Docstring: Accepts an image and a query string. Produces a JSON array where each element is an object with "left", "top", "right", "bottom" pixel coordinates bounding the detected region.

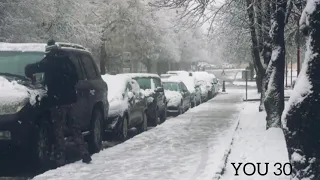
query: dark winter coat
[{"left": 25, "top": 53, "right": 78, "bottom": 106}]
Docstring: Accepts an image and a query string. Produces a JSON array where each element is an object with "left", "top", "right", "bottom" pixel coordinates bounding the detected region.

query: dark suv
[
  {"left": 121, "top": 73, "right": 167, "bottom": 126},
  {"left": 0, "top": 42, "right": 109, "bottom": 166}
]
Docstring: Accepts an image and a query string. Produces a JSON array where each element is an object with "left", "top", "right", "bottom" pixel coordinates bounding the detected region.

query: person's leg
[
  {"left": 51, "top": 106, "right": 66, "bottom": 166},
  {"left": 66, "top": 105, "right": 91, "bottom": 163}
]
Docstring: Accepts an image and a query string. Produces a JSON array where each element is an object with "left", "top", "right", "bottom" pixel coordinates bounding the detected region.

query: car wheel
[
  {"left": 150, "top": 109, "right": 159, "bottom": 127},
  {"left": 177, "top": 102, "right": 184, "bottom": 116},
  {"left": 137, "top": 111, "right": 148, "bottom": 133},
  {"left": 159, "top": 105, "right": 167, "bottom": 124},
  {"left": 197, "top": 96, "right": 202, "bottom": 105},
  {"left": 88, "top": 108, "right": 103, "bottom": 154},
  {"left": 117, "top": 115, "right": 129, "bottom": 141},
  {"left": 32, "top": 119, "right": 52, "bottom": 170}
]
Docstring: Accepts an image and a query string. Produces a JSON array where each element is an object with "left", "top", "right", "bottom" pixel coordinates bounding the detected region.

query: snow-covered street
[{"left": 33, "top": 92, "right": 244, "bottom": 180}]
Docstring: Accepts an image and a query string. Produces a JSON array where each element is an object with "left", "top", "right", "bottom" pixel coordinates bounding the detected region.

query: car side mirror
[{"left": 155, "top": 87, "right": 164, "bottom": 92}]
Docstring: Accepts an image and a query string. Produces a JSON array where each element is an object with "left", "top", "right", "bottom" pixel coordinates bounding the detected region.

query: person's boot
[{"left": 82, "top": 153, "right": 92, "bottom": 164}]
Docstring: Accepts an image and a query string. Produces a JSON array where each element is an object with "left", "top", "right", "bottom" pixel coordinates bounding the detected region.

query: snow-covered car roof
[
  {"left": 120, "top": 73, "right": 160, "bottom": 79},
  {"left": 167, "top": 71, "right": 190, "bottom": 76},
  {"left": 0, "top": 43, "right": 46, "bottom": 52},
  {"left": 161, "top": 76, "right": 182, "bottom": 83},
  {"left": 160, "top": 74, "right": 177, "bottom": 79}
]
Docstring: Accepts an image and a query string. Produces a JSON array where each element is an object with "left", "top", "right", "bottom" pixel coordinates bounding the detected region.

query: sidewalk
[
  {"left": 220, "top": 102, "right": 290, "bottom": 180},
  {"left": 33, "top": 93, "right": 244, "bottom": 180}
]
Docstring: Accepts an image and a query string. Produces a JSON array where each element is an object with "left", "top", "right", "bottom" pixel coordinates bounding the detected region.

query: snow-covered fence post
[{"left": 282, "top": 0, "right": 320, "bottom": 179}]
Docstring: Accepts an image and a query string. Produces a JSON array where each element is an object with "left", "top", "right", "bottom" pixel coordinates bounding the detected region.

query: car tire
[
  {"left": 88, "top": 108, "right": 103, "bottom": 154},
  {"left": 176, "top": 102, "right": 183, "bottom": 116},
  {"left": 137, "top": 111, "right": 148, "bottom": 133},
  {"left": 159, "top": 105, "right": 167, "bottom": 124},
  {"left": 117, "top": 115, "right": 129, "bottom": 141},
  {"left": 197, "top": 96, "right": 202, "bottom": 106},
  {"left": 32, "top": 119, "right": 52, "bottom": 170},
  {"left": 150, "top": 109, "right": 159, "bottom": 127}
]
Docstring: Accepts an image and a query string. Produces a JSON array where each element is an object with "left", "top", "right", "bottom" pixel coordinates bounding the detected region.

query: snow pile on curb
[{"left": 220, "top": 102, "right": 290, "bottom": 180}]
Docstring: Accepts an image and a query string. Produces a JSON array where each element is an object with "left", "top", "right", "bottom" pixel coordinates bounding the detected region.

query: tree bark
[
  {"left": 264, "top": 0, "right": 286, "bottom": 129},
  {"left": 100, "top": 42, "right": 106, "bottom": 75},
  {"left": 259, "top": 0, "right": 272, "bottom": 111},
  {"left": 246, "top": 0, "right": 266, "bottom": 95},
  {"left": 283, "top": 1, "right": 320, "bottom": 179}
]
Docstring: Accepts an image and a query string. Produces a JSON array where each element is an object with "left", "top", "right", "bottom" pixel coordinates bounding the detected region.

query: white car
[{"left": 193, "top": 71, "right": 215, "bottom": 99}]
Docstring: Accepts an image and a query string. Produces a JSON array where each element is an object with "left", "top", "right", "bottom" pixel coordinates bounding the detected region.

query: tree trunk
[
  {"left": 283, "top": 1, "right": 320, "bottom": 179},
  {"left": 100, "top": 42, "right": 106, "bottom": 75},
  {"left": 246, "top": 0, "right": 266, "bottom": 94},
  {"left": 264, "top": 0, "right": 286, "bottom": 129},
  {"left": 259, "top": 0, "right": 272, "bottom": 111}
]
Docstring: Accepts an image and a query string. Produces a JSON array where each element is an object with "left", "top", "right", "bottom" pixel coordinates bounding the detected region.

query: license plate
[{"left": 0, "top": 131, "right": 11, "bottom": 140}]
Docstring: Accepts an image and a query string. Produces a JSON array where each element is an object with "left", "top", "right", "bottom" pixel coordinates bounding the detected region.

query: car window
[
  {"left": 163, "top": 82, "right": 179, "bottom": 91},
  {"left": 126, "top": 81, "right": 132, "bottom": 92},
  {"left": 130, "top": 80, "right": 140, "bottom": 94},
  {"left": 153, "top": 77, "right": 161, "bottom": 88},
  {"left": 182, "top": 83, "right": 188, "bottom": 92},
  {"left": 69, "top": 53, "right": 84, "bottom": 80},
  {"left": 78, "top": 54, "right": 98, "bottom": 80},
  {"left": 134, "top": 77, "right": 152, "bottom": 90}
]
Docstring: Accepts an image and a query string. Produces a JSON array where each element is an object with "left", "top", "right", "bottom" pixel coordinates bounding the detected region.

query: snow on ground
[
  {"left": 33, "top": 93, "right": 244, "bottom": 180},
  {"left": 220, "top": 102, "right": 290, "bottom": 180},
  {"left": 232, "top": 81, "right": 257, "bottom": 87}
]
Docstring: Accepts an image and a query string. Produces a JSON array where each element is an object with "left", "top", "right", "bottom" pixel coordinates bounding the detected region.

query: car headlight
[{"left": 0, "top": 98, "right": 28, "bottom": 115}]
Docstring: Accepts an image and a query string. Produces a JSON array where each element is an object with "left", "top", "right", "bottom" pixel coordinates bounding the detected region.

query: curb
[{"left": 213, "top": 105, "right": 244, "bottom": 180}]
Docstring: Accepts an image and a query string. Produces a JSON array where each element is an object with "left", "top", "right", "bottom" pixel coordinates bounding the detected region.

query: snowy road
[{"left": 33, "top": 93, "right": 244, "bottom": 180}]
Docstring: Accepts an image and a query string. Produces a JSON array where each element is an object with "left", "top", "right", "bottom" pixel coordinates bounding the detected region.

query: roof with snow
[
  {"left": 119, "top": 73, "right": 160, "bottom": 79},
  {"left": 0, "top": 43, "right": 46, "bottom": 52}
]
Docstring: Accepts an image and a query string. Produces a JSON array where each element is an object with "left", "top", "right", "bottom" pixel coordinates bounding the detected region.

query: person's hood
[{"left": 0, "top": 76, "right": 46, "bottom": 115}]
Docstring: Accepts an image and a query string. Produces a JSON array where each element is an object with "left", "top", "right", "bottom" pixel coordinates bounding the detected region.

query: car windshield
[
  {"left": 163, "top": 82, "right": 180, "bottom": 92},
  {"left": 134, "top": 77, "right": 152, "bottom": 90},
  {"left": 0, "top": 51, "right": 44, "bottom": 79}
]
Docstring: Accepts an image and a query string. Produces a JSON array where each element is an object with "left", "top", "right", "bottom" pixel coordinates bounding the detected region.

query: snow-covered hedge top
[
  {"left": 0, "top": 43, "right": 46, "bottom": 52},
  {"left": 120, "top": 73, "right": 160, "bottom": 79},
  {"left": 282, "top": 0, "right": 316, "bottom": 129},
  {"left": 102, "top": 74, "right": 129, "bottom": 101}
]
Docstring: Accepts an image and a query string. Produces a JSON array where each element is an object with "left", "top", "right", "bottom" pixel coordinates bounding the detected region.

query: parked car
[
  {"left": 120, "top": 73, "right": 167, "bottom": 126},
  {"left": 208, "top": 73, "right": 219, "bottom": 96},
  {"left": 162, "top": 78, "right": 191, "bottom": 115},
  {"left": 165, "top": 74, "right": 201, "bottom": 107},
  {"left": 160, "top": 73, "right": 177, "bottom": 79},
  {"left": 195, "top": 80, "right": 209, "bottom": 102},
  {"left": 0, "top": 42, "right": 109, "bottom": 166},
  {"left": 193, "top": 71, "right": 215, "bottom": 99},
  {"left": 102, "top": 74, "right": 147, "bottom": 141}
]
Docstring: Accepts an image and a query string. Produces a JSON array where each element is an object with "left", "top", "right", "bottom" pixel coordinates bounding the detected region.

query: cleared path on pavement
[{"left": 34, "top": 92, "right": 244, "bottom": 180}]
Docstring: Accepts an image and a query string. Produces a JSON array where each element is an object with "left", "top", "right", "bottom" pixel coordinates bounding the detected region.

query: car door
[
  {"left": 68, "top": 53, "right": 89, "bottom": 130},
  {"left": 77, "top": 53, "right": 101, "bottom": 129},
  {"left": 152, "top": 77, "right": 165, "bottom": 111},
  {"left": 130, "top": 79, "right": 145, "bottom": 126},
  {"left": 125, "top": 81, "right": 138, "bottom": 127},
  {"left": 181, "top": 82, "right": 191, "bottom": 109}
]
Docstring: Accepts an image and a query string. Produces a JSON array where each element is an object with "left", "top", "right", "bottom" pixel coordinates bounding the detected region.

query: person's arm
[{"left": 25, "top": 58, "right": 48, "bottom": 78}]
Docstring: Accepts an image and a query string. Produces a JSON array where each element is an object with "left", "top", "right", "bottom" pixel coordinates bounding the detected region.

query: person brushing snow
[{"left": 25, "top": 40, "right": 92, "bottom": 166}]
